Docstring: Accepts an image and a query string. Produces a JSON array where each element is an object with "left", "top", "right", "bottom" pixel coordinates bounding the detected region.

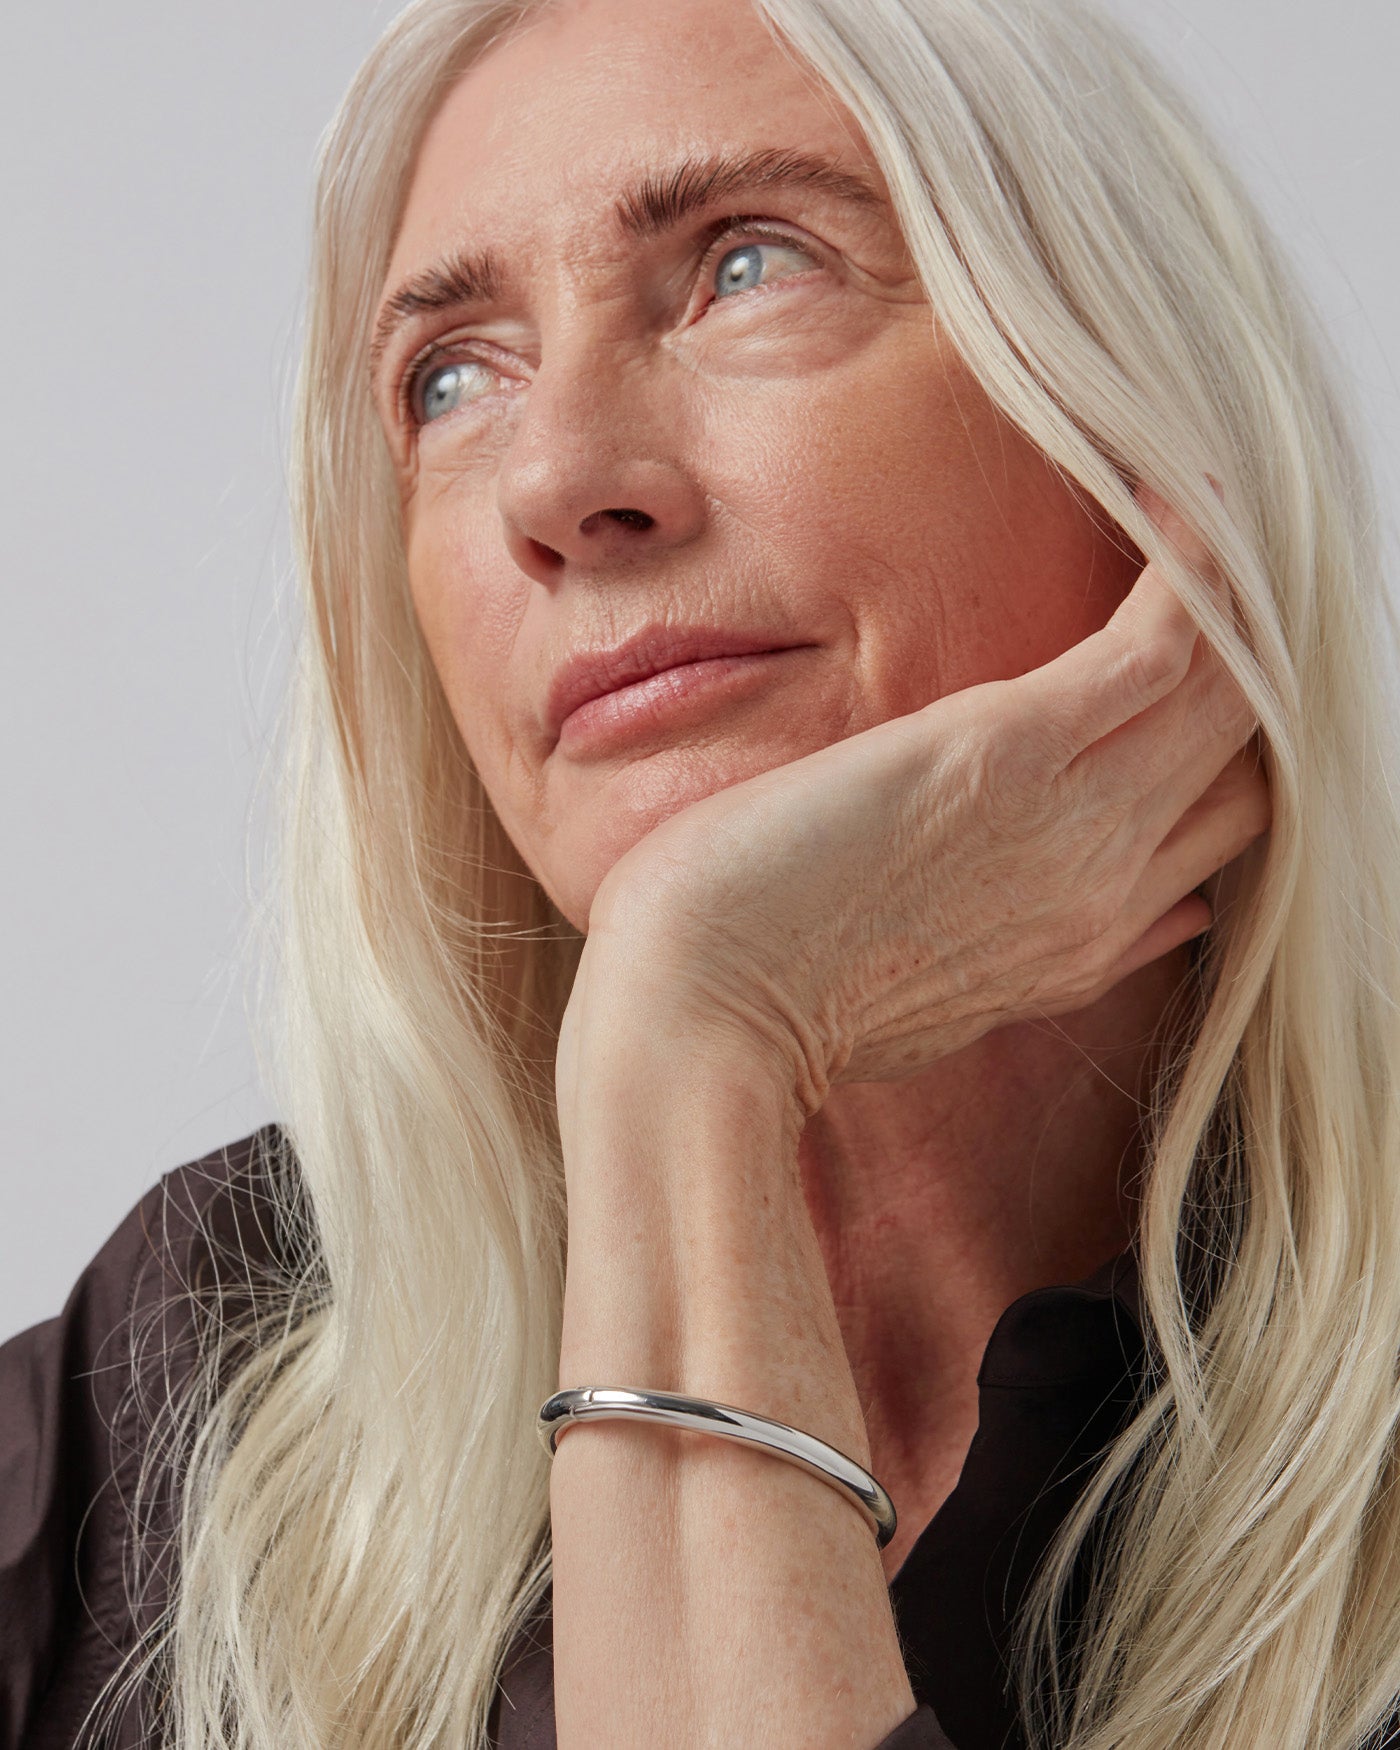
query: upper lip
[{"left": 546, "top": 624, "right": 808, "bottom": 743}]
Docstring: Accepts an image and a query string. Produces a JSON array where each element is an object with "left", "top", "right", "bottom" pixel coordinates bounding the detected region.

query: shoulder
[
  {"left": 0, "top": 1122, "right": 299, "bottom": 1750},
  {"left": 117, "top": 1121, "right": 304, "bottom": 1353}
]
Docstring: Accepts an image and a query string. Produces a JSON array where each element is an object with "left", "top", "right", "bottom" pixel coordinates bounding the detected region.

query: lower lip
[{"left": 556, "top": 648, "right": 810, "bottom": 756}]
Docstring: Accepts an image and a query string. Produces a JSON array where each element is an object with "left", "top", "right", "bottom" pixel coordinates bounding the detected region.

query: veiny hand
[{"left": 579, "top": 486, "right": 1270, "bottom": 1117}]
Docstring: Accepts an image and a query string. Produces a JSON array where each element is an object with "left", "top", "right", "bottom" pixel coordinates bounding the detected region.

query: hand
[{"left": 580, "top": 486, "right": 1270, "bottom": 1116}]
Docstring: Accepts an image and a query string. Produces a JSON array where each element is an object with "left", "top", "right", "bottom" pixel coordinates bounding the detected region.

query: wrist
[
  {"left": 552, "top": 954, "right": 861, "bottom": 1449},
  {"left": 556, "top": 967, "right": 807, "bottom": 1212},
  {"left": 558, "top": 929, "right": 821, "bottom": 1134}
]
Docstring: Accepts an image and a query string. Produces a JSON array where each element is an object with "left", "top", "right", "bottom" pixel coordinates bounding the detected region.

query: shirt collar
[
  {"left": 1077, "top": 1242, "right": 1144, "bottom": 1327},
  {"left": 975, "top": 1244, "right": 1146, "bottom": 1392}
]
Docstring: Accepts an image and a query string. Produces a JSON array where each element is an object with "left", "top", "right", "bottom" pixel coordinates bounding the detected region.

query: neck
[{"left": 796, "top": 947, "right": 1194, "bottom": 1577}]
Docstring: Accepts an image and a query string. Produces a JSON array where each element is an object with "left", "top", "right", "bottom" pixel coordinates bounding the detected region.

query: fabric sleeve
[
  {"left": 0, "top": 1125, "right": 286, "bottom": 1750},
  {"left": 873, "top": 1701, "right": 958, "bottom": 1747},
  {"left": 0, "top": 1209, "right": 151, "bottom": 1747}
]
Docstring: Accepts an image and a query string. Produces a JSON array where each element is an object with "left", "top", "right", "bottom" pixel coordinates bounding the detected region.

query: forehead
[{"left": 385, "top": 0, "right": 879, "bottom": 280}]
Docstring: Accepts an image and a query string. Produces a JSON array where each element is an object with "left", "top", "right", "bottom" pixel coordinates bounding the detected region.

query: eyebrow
[{"left": 368, "top": 146, "right": 886, "bottom": 385}]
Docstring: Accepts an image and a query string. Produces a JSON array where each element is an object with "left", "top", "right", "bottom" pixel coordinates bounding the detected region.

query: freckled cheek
[
  {"left": 700, "top": 315, "right": 961, "bottom": 545},
  {"left": 687, "top": 337, "right": 960, "bottom": 612},
  {"left": 402, "top": 492, "right": 520, "bottom": 770},
  {"left": 691, "top": 334, "right": 1125, "bottom": 703}
]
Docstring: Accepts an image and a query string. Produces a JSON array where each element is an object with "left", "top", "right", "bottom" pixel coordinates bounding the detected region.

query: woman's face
[{"left": 371, "top": 0, "right": 1139, "bottom": 933}]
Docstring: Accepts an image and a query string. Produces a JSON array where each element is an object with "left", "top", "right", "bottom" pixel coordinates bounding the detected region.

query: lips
[{"left": 545, "top": 624, "right": 807, "bottom": 744}]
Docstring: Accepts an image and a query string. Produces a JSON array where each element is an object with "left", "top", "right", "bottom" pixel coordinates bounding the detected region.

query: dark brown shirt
[{"left": 1, "top": 1126, "right": 1149, "bottom": 1749}]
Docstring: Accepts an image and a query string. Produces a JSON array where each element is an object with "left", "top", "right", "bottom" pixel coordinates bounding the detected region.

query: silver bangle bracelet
[{"left": 537, "top": 1386, "right": 898, "bottom": 1550}]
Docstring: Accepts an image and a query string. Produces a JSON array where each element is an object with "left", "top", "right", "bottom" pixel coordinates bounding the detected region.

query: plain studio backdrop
[{"left": 1, "top": 0, "right": 1397, "bottom": 1344}]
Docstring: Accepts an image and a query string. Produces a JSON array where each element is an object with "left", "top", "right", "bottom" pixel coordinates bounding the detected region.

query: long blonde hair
[{"left": 99, "top": 0, "right": 1400, "bottom": 1744}]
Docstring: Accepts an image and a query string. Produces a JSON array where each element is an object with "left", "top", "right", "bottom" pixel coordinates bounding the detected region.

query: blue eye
[
  {"left": 415, "top": 359, "right": 494, "bottom": 425},
  {"left": 712, "top": 239, "right": 814, "bottom": 300}
]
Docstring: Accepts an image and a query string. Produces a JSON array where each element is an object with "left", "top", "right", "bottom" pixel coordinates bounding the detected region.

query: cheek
[
  {"left": 868, "top": 362, "right": 1138, "bottom": 685},
  {"left": 699, "top": 341, "right": 1135, "bottom": 706},
  {"left": 403, "top": 492, "right": 525, "bottom": 779}
]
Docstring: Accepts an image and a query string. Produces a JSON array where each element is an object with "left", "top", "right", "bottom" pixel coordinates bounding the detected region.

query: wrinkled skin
[
  {"left": 578, "top": 494, "right": 1262, "bottom": 1116},
  {"left": 370, "top": 0, "right": 1173, "bottom": 936},
  {"left": 371, "top": 0, "right": 1268, "bottom": 1584}
]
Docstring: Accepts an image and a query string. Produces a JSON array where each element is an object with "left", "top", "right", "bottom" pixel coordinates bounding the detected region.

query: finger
[
  {"left": 1012, "top": 561, "right": 1198, "bottom": 765},
  {"left": 1013, "top": 482, "right": 1226, "bottom": 767},
  {"left": 1069, "top": 479, "right": 1255, "bottom": 825},
  {"left": 1133, "top": 477, "right": 1242, "bottom": 648},
  {"left": 1062, "top": 752, "right": 1267, "bottom": 1001},
  {"left": 1121, "top": 749, "right": 1271, "bottom": 941},
  {"left": 1038, "top": 885, "right": 1214, "bottom": 1021},
  {"left": 1100, "top": 892, "right": 1214, "bottom": 987},
  {"left": 1076, "top": 634, "right": 1258, "bottom": 834}
]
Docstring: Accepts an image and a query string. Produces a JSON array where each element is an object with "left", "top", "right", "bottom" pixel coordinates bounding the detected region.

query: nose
[{"left": 496, "top": 347, "right": 708, "bottom": 583}]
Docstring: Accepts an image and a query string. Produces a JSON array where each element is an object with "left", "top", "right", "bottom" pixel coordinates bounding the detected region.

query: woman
[{"left": 1, "top": 0, "right": 1394, "bottom": 1743}]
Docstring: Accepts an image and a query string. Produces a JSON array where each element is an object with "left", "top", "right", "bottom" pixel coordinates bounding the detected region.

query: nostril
[{"left": 586, "top": 507, "right": 654, "bottom": 532}]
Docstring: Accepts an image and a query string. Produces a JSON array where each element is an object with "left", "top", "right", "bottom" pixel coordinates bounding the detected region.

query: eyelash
[{"left": 397, "top": 217, "right": 822, "bottom": 429}]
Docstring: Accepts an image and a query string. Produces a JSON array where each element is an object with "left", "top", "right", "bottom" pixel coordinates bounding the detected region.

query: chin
[
  {"left": 543, "top": 809, "right": 707, "bottom": 937},
  {"left": 538, "top": 722, "right": 832, "bottom": 931}
]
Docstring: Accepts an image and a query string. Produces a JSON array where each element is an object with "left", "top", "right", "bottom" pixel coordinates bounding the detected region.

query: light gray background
[{"left": 2, "top": 0, "right": 1396, "bottom": 1343}]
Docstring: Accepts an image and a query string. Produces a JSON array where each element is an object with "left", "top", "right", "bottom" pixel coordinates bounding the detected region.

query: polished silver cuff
[{"left": 538, "top": 1386, "right": 898, "bottom": 1549}]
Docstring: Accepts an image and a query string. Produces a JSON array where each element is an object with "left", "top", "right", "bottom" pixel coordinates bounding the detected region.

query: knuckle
[
  {"left": 1059, "top": 939, "right": 1113, "bottom": 1007},
  {"left": 987, "top": 707, "right": 1085, "bottom": 808},
  {"left": 1114, "top": 623, "right": 1193, "bottom": 707},
  {"left": 1063, "top": 881, "right": 1122, "bottom": 966},
  {"left": 1222, "top": 756, "right": 1273, "bottom": 843},
  {"left": 969, "top": 731, "right": 1042, "bottom": 821},
  {"left": 973, "top": 688, "right": 1059, "bottom": 795},
  {"left": 1139, "top": 482, "right": 1214, "bottom": 569},
  {"left": 1201, "top": 687, "right": 1254, "bottom": 755}
]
